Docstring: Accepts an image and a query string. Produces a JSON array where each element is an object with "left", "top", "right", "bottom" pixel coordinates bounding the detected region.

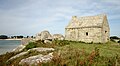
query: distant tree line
[
  {"left": 110, "top": 36, "right": 119, "bottom": 39},
  {"left": 11, "top": 36, "right": 24, "bottom": 39},
  {"left": 0, "top": 35, "right": 8, "bottom": 39},
  {"left": 110, "top": 36, "right": 120, "bottom": 43},
  {"left": 11, "top": 36, "right": 34, "bottom": 38},
  {"left": 0, "top": 35, "right": 34, "bottom": 39}
]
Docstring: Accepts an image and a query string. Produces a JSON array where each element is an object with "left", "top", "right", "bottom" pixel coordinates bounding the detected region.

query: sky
[{"left": 0, "top": 0, "right": 120, "bottom": 37}]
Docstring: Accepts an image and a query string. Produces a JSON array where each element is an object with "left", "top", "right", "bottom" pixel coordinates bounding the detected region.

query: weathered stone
[
  {"left": 35, "top": 30, "right": 52, "bottom": 40},
  {"left": 7, "top": 52, "right": 28, "bottom": 62},
  {"left": 19, "top": 53, "right": 53, "bottom": 66},
  {"left": 65, "top": 14, "right": 110, "bottom": 43},
  {"left": 12, "top": 45, "right": 25, "bottom": 52},
  {"left": 21, "top": 38, "right": 33, "bottom": 45},
  {"left": 9, "top": 48, "right": 54, "bottom": 63},
  {"left": 44, "top": 39, "right": 52, "bottom": 44},
  {"left": 53, "top": 34, "right": 64, "bottom": 40},
  {"left": 28, "top": 48, "right": 55, "bottom": 52}
]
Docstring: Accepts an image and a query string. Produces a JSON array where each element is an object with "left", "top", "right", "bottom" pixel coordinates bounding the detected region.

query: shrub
[
  {"left": 118, "top": 40, "right": 120, "bottom": 43},
  {"left": 110, "top": 36, "right": 119, "bottom": 39},
  {"left": 25, "top": 42, "right": 36, "bottom": 50},
  {"left": 52, "top": 40, "right": 70, "bottom": 46}
]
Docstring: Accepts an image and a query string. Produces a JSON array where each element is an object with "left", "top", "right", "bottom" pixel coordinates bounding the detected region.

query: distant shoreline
[{"left": 0, "top": 39, "right": 22, "bottom": 40}]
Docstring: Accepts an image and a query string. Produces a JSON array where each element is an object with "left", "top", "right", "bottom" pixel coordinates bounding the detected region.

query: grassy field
[
  {"left": 43, "top": 41, "right": 120, "bottom": 66},
  {"left": 69, "top": 41, "right": 120, "bottom": 57},
  {"left": 0, "top": 40, "right": 120, "bottom": 66}
]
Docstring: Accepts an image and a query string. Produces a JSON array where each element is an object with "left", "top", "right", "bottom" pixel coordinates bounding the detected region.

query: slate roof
[{"left": 66, "top": 14, "right": 107, "bottom": 28}]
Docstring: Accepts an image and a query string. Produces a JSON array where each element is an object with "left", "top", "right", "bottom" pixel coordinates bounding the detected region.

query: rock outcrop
[
  {"left": 7, "top": 52, "right": 28, "bottom": 62},
  {"left": 21, "top": 38, "right": 33, "bottom": 45},
  {"left": 28, "top": 48, "right": 55, "bottom": 52},
  {"left": 8, "top": 48, "right": 55, "bottom": 65},
  {"left": 19, "top": 52, "right": 53, "bottom": 66},
  {"left": 13, "top": 38, "right": 34, "bottom": 52},
  {"left": 35, "top": 30, "right": 52, "bottom": 40},
  {"left": 53, "top": 34, "right": 64, "bottom": 40},
  {"left": 35, "top": 31, "right": 65, "bottom": 41},
  {"left": 12, "top": 45, "right": 26, "bottom": 52}
]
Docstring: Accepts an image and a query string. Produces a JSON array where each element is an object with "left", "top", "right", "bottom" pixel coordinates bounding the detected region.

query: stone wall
[
  {"left": 65, "top": 27, "right": 102, "bottom": 43},
  {"left": 101, "top": 16, "right": 110, "bottom": 43}
]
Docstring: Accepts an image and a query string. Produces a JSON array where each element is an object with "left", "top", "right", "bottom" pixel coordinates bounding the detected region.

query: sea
[{"left": 0, "top": 40, "right": 21, "bottom": 55}]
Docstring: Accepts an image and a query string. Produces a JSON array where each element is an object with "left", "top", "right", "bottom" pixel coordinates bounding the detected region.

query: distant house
[{"left": 65, "top": 14, "right": 110, "bottom": 43}]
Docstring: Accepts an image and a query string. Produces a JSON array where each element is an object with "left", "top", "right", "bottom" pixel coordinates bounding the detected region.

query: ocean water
[{"left": 0, "top": 40, "right": 21, "bottom": 55}]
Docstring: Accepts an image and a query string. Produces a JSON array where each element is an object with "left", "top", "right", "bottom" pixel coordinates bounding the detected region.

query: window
[
  {"left": 105, "top": 31, "right": 107, "bottom": 33},
  {"left": 86, "top": 32, "right": 88, "bottom": 36}
]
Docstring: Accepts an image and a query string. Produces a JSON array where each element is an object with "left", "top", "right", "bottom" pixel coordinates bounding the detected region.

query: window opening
[{"left": 86, "top": 32, "right": 88, "bottom": 36}]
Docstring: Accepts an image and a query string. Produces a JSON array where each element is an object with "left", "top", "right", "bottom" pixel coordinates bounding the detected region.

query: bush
[
  {"left": 25, "top": 42, "right": 36, "bottom": 50},
  {"left": 118, "top": 40, "right": 120, "bottom": 43},
  {"left": 110, "top": 36, "right": 119, "bottom": 39},
  {"left": 52, "top": 40, "right": 70, "bottom": 46}
]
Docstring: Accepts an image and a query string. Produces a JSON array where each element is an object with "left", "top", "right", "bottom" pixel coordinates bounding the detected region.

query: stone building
[{"left": 65, "top": 14, "right": 110, "bottom": 43}]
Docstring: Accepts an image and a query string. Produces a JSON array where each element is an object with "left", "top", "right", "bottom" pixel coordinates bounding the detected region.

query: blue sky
[{"left": 0, "top": 0, "right": 120, "bottom": 37}]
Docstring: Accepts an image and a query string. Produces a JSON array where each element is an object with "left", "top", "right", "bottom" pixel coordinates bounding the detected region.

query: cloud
[{"left": 0, "top": 0, "right": 120, "bottom": 36}]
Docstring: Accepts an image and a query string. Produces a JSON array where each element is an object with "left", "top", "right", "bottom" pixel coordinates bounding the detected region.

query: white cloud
[{"left": 0, "top": 0, "right": 120, "bottom": 36}]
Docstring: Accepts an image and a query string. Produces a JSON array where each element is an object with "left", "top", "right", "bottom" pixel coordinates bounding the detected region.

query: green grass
[
  {"left": 69, "top": 41, "right": 120, "bottom": 57},
  {"left": 0, "top": 40, "right": 120, "bottom": 66},
  {"left": 42, "top": 41, "right": 120, "bottom": 66}
]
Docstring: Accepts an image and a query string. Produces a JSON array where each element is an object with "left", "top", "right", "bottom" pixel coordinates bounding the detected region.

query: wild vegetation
[{"left": 0, "top": 40, "right": 120, "bottom": 66}]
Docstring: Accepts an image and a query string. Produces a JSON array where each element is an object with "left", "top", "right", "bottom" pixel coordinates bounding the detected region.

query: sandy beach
[{"left": 0, "top": 39, "right": 22, "bottom": 40}]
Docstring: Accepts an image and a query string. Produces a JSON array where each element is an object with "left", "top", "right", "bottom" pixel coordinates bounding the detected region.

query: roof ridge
[
  {"left": 66, "top": 14, "right": 107, "bottom": 28},
  {"left": 76, "top": 14, "right": 106, "bottom": 19}
]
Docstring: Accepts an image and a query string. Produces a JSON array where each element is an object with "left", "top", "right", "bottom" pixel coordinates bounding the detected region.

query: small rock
[{"left": 44, "top": 39, "right": 52, "bottom": 44}]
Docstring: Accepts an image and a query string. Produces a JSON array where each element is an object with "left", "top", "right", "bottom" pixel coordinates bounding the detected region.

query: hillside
[{"left": 0, "top": 40, "right": 120, "bottom": 66}]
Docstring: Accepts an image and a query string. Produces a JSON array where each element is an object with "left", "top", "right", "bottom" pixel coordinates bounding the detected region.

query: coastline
[
  {"left": 0, "top": 40, "right": 21, "bottom": 55},
  {"left": 0, "top": 39, "right": 22, "bottom": 40}
]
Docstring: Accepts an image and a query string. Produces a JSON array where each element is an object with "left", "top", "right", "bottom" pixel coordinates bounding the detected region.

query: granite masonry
[{"left": 65, "top": 14, "right": 110, "bottom": 43}]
